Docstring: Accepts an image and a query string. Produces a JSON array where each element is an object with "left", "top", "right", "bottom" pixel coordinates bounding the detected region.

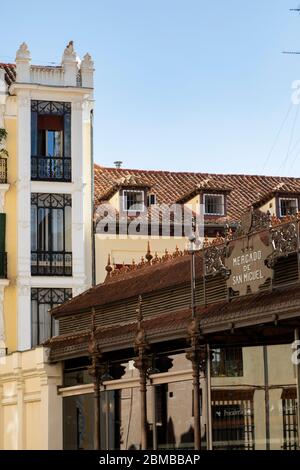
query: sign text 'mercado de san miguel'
[{"left": 226, "top": 234, "right": 273, "bottom": 296}]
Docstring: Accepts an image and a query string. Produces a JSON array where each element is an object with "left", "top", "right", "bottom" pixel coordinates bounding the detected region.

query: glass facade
[{"left": 61, "top": 345, "right": 299, "bottom": 450}]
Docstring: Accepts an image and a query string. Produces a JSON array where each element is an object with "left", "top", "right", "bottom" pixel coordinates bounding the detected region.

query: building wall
[
  {"left": 3, "top": 104, "right": 17, "bottom": 352},
  {"left": 95, "top": 235, "right": 189, "bottom": 283},
  {"left": 0, "top": 347, "right": 62, "bottom": 450}
]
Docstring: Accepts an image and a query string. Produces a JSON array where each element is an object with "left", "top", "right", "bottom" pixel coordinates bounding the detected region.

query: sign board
[{"left": 226, "top": 234, "right": 272, "bottom": 296}]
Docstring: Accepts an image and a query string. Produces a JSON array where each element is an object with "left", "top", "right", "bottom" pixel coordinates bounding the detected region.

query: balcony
[
  {"left": 0, "top": 158, "right": 8, "bottom": 184},
  {"left": 0, "top": 252, "right": 7, "bottom": 279},
  {"left": 31, "top": 156, "right": 71, "bottom": 182},
  {"left": 31, "top": 251, "right": 72, "bottom": 276}
]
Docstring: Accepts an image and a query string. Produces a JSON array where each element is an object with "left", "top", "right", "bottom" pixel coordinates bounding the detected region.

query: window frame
[
  {"left": 203, "top": 193, "right": 225, "bottom": 216},
  {"left": 278, "top": 197, "right": 299, "bottom": 218},
  {"left": 31, "top": 287, "right": 72, "bottom": 347},
  {"left": 31, "top": 193, "right": 72, "bottom": 276},
  {"left": 122, "top": 189, "right": 145, "bottom": 213}
]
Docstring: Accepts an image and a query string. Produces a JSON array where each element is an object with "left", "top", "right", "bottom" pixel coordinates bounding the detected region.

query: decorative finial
[
  {"left": 145, "top": 241, "right": 153, "bottom": 263},
  {"left": 81, "top": 52, "right": 94, "bottom": 69},
  {"left": 16, "top": 42, "right": 31, "bottom": 61},
  {"left": 105, "top": 254, "right": 113, "bottom": 276},
  {"left": 62, "top": 40, "right": 76, "bottom": 62}
]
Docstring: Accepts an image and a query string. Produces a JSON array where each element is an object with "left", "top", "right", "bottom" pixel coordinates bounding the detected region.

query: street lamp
[{"left": 186, "top": 232, "right": 202, "bottom": 450}]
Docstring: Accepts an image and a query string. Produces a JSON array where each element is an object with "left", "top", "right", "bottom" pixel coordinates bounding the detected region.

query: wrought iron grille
[
  {"left": 31, "top": 193, "right": 72, "bottom": 276},
  {"left": 31, "top": 100, "right": 71, "bottom": 115},
  {"left": 31, "top": 156, "right": 71, "bottom": 181},
  {"left": 212, "top": 391, "right": 255, "bottom": 450},
  {"left": 282, "top": 397, "right": 298, "bottom": 450},
  {"left": 31, "top": 287, "right": 72, "bottom": 347},
  {"left": 211, "top": 348, "right": 243, "bottom": 377},
  {"left": 0, "top": 157, "right": 7, "bottom": 184}
]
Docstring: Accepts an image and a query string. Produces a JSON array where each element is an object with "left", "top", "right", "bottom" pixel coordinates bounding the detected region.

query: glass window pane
[
  {"left": 63, "top": 394, "right": 94, "bottom": 450},
  {"left": 65, "top": 205, "right": 72, "bottom": 252},
  {"left": 52, "top": 209, "right": 64, "bottom": 251}
]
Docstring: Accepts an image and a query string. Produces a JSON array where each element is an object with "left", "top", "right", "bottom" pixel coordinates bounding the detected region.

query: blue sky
[{"left": 2, "top": 1, "right": 300, "bottom": 176}]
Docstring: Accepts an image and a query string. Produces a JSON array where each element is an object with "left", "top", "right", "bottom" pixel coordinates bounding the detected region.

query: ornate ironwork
[
  {"left": 31, "top": 100, "right": 71, "bottom": 115},
  {"left": 0, "top": 158, "right": 7, "bottom": 184},
  {"left": 133, "top": 295, "right": 152, "bottom": 450},
  {"left": 266, "top": 222, "right": 298, "bottom": 268},
  {"left": 87, "top": 308, "right": 106, "bottom": 450},
  {"left": 31, "top": 156, "right": 71, "bottom": 182},
  {"left": 204, "top": 243, "right": 228, "bottom": 277},
  {"left": 235, "top": 208, "right": 271, "bottom": 237},
  {"left": 31, "top": 251, "right": 72, "bottom": 276}
]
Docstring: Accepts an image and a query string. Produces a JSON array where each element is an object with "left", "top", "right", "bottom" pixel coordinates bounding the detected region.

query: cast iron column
[
  {"left": 134, "top": 295, "right": 151, "bottom": 450},
  {"left": 186, "top": 318, "right": 203, "bottom": 450},
  {"left": 88, "top": 307, "right": 104, "bottom": 450},
  {"left": 295, "top": 328, "right": 300, "bottom": 449}
]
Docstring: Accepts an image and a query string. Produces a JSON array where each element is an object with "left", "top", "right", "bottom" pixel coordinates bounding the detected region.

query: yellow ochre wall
[
  {"left": 3, "top": 115, "right": 17, "bottom": 353},
  {"left": 95, "top": 235, "right": 189, "bottom": 284}
]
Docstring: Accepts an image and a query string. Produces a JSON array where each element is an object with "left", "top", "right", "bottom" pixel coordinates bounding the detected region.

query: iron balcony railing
[
  {"left": 0, "top": 252, "right": 7, "bottom": 279},
  {"left": 31, "top": 156, "right": 71, "bottom": 182},
  {"left": 0, "top": 158, "right": 8, "bottom": 184},
  {"left": 31, "top": 251, "right": 72, "bottom": 276}
]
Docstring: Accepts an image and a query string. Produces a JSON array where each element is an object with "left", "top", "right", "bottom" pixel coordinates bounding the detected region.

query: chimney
[{"left": 114, "top": 161, "right": 123, "bottom": 169}]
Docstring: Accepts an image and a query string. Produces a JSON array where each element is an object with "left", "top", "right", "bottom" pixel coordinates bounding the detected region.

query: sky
[{"left": 1, "top": 1, "right": 300, "bottom": 176}]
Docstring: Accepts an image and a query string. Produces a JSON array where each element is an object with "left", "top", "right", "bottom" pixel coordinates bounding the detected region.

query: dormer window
[
  {"left": 204, "top": 194, "right": 225, "bottom": 216},
  {"left": 279, "top": 197, "right": 298, "bottom": 217},
  {"left": 147, "top": 194, "right": 156, "bottom": 206},
  {"left": 123, "top": 190, "right": 145, "bottom": 212}
]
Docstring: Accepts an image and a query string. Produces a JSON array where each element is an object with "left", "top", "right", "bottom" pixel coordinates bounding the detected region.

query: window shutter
[{"left": 0, "top": 213, "right": 6, "bottom": 252}]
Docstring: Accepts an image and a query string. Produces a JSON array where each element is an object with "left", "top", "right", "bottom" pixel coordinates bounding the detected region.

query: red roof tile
[{"left": 94, "top": 165, "right": 300, "bottom": 223}]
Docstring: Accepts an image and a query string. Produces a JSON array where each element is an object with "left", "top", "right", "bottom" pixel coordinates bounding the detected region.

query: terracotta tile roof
[
  {"left": 94, "top": 164, "right": 300, "bottom": 223},
  {"left": 48, "top": 283, "right": 300, "bottom": 357},
  {"left": 51, "top": 252, "right": 203, "bottom": 318},
  {"left": 0, "top": 63, "right": 16, "bottom": 86}
]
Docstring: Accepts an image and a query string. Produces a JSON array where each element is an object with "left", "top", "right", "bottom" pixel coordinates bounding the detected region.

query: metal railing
[
  {"left": 31, "top": 156, "right": 71, "bottom": 182},
  {"left": 0, "top": 158, "right": 8, "bottom": 184},
  {"left": 0, "top": 252, "right": 7, "bottom": 278},
  {"left": 31, "top": 251, "right": 72, "bottom": 276}
]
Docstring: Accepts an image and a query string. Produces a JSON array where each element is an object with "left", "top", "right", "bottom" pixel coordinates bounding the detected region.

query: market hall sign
[{"left": 226, "top": 234, "right": 273, "bottom": 296}]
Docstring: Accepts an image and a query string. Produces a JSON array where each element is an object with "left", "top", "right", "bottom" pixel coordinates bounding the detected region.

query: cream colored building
[{"left": 0, "top": 41, "right": 93, "bottom": 449}]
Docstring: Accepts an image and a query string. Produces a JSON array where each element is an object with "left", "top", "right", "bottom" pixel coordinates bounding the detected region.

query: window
[
  {"left": 31, "top": 100, "right": 71, "bottom": 181},
  {"left": 122, "top": 190, "right": 144, "bottom": 212},
  {"left": 31, "top": 288, "right": 72, "bottom": 347},
  {"left": 282, "top": 389, "right": 298, "bottom": 450},
  {"left": 147, "top": 194, "right": 156, "bottom": 206},
  {"left": 279, "top": 198, "right": 298, "bottom": 217},
  {"left": 211, "top": 347, "right": 243, "bottom": 377},
  {"left": 31, "top": 193, "right": 72, "bottom": 275},
  {"left": 204, "top": 194, "right": 224, "bottom": 215}
]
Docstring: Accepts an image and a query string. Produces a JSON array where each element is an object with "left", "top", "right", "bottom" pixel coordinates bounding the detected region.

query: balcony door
[
  {"left": 31, "top": 193, "right": 72, "bottom": 275},
  {"left": 31, "top": 100, "right": 71, "bottom": 181}
]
